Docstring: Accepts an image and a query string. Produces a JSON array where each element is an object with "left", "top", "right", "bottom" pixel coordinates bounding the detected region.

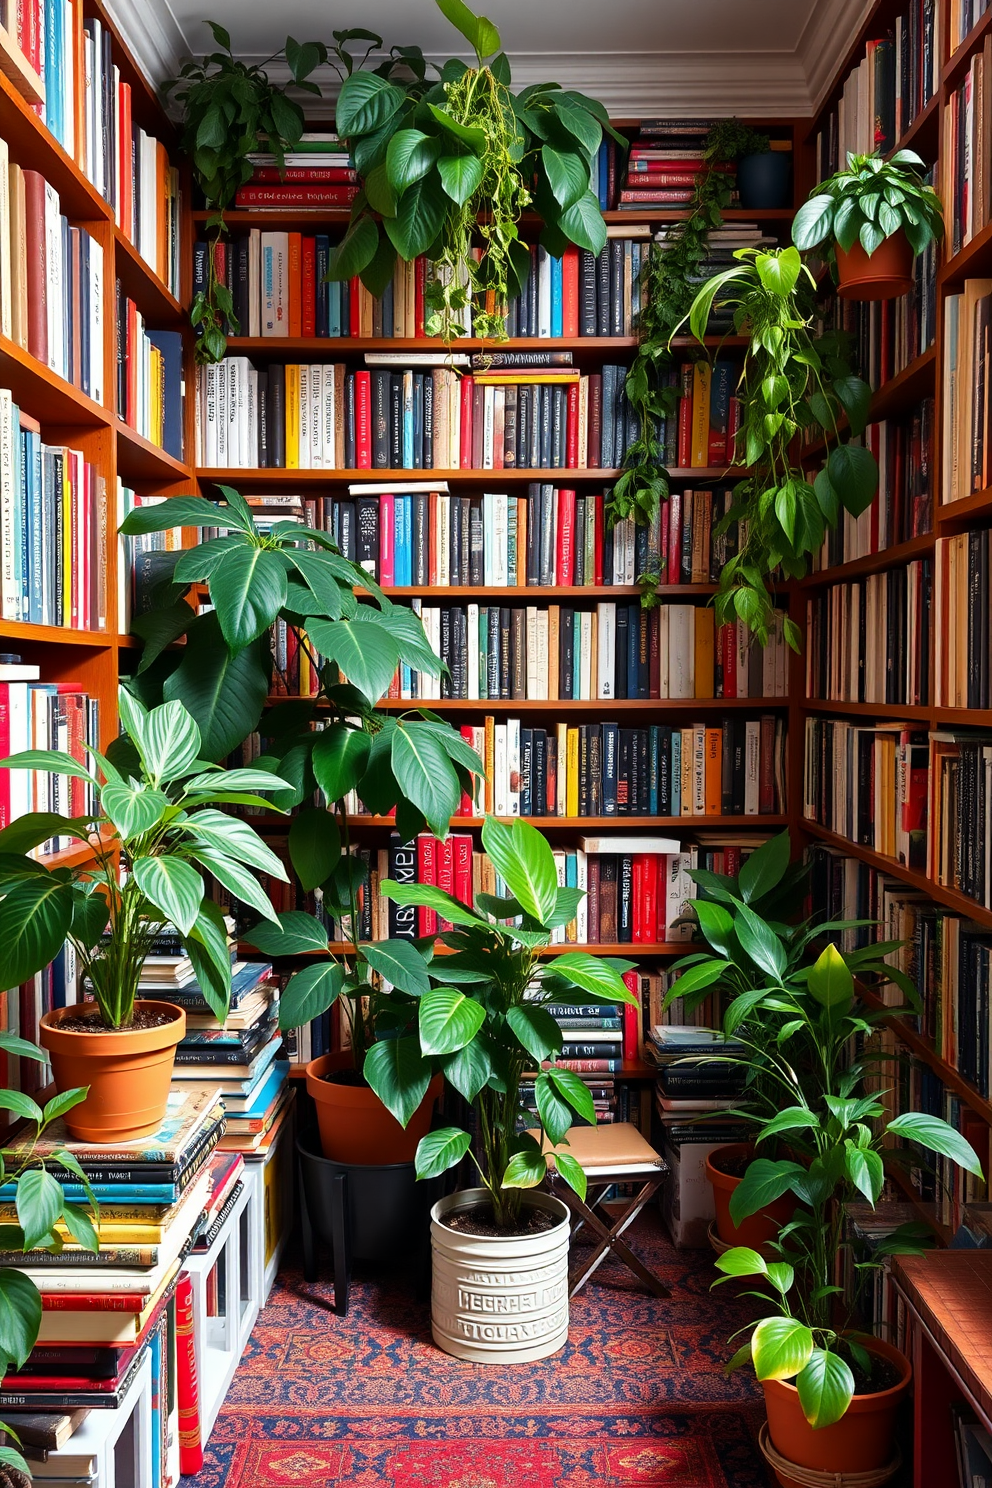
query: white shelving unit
[{"left": 42, "top": 1351, "right": 154, "bottom": 1488}]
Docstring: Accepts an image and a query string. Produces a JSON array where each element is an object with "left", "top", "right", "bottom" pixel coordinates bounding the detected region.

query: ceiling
[{"left": 106, "top": 0, "right": 871, "bottom": 118}]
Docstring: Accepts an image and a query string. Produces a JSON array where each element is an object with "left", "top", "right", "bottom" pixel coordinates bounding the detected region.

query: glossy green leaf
[
  {"left": 547, "top": 1066, "right": 596, "bottom": 1122},
  {"left": 737, "top": 831, "right": 791, "bottom": 905},
  {"left": 441, "top": 1039, "right": 492, "bottom": 1102},
  {"left": 507, "top": 1004, "right": 562, "bottom": 1063},
  {"left": 795, "top": 1348, "right": 855, "bottom": 1428},
  {"left": 132, "top": 857, "right": 203, "bottom": 937},
  {"left": 481, "top": 816, "right": 557, "bottom": 924},
  {"left": 733, "top": 904, "right": 787, "bottom": 979},
  {"left": 751, "top": 1316, "right": 814, "bottom": 1382},
  {"left": 279, "top": 962, "right": 345, "bottom": 1030},
  {"left": 182, "top": 808, "right": 287, "bottom": 879},
  {"left": 807, "top": 943, "right": 854, "bottom": 1009},
  {"left": 362, "top": 938, "right": 432, "bottom": 995},
  {"left": 209, "top": 546, "right": 288, "bottom": 651},
  {"left": 438, "top": 153, "right": 484, "bottom": 205},
  {"left": 554, "top": 951, "right": 637, "bottom": 1003},
  {"left": 826, "top": 442, "right": 879, "bottom": 518},
  {"left": 16, "top": 1168, "right": 64, "bottom": 1252},
  {"left": 312, "top": 726, "right": 372, "bottom": 805},
  {"left": 0, "top": 876, "right": 75, "bottom": 987},
  {"left": 308, "top": 617, "right": 400, "bottom": 704},
  {"left": 888, "top": 1112, "right": 985, "bottom": 1177},
  {"left": 559, "top": 190, "right": 607, "bottom": 255},
  {"left": 187, "top": 846, "right": 281, "bottom": 926},
  {"left": 118, "top": 496, "right": 245, "bottom": 535},
  {"left": 162, "top": 614, "right": 269, "bottom": 762},
  {"left": 535, "top": 1072, "right": 572, "bottom": 1144},
  {"left": 714, "top": 1245, "right": 768, "bottom": 1278},
  {"left": 288, "top": 808, "right": 341, "bottom": 892},
  {"left": 336, "top": 72, "right": 406, "bottom": 138},
  {"left": 326, "top": 214, "right": 379, "bottom": 281},
  {"left": 0, "top": 750, "right": 96, "bottom": 785},
  {"left": 243, "top": 909, "right": 329, "bottom": 957},
  {"left": 363, "top": 1035, "right": 432, "bottom": 1127},
  {"left": 390, "top": 724, "right": 461, "bottom": 839},
  {"left": 380, "top": 878, "right": 481, "bottom": 927},
  {"left": 0, "top": 1267, "right": 42, "bottom": 1369},
  {"left": 415, "top": 1126, "right": 472, "bottom": 1179},
  {"left": 385, "top": 128, "right": 441, "bottom": 190},
  {"left": 100, "top": 783, "right": 169, "bottom": 841},
  {"left": 383, "top": 174, "right": 449, "bottom": 261},
  {"left": 541, "top": 145, "right": 588, "bottom": 209},
  {"left": 419, "top": 987, "right": 486, "bottom": 1055},
  {"left": 728, "top": 1157, "right": 804, "bottom": 1225},
  {"left": 553, "top": 1149, "right": 587, "bottom": 1200}
]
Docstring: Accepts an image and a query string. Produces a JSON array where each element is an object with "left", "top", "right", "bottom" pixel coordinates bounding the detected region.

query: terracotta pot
[
  {"left": 39, "top": 1002, "right": 185, "bottom": 1143},
  {"left": 706, "top": 1143, "right": 794, "bottom": 1249},
  {"left": 835, "top": 231, "right": 915, "bottom": 300},
  {"left": 307, "top": 1051, "right": 443, "bottom": 1164},
  {"left": 763, "top": 1336, "right": 911, "bottom": 1474}
]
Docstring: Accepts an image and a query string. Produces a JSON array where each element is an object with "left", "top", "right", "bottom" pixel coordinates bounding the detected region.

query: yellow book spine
[
  {"left": 566, "top": 727, "right": 580, "bottom": 817},
  {"left": 285, "top": 364, "right": 300, "bottom": 469},
  {"left": 691, "top": 362, "right": 712, "bottom": 467}
]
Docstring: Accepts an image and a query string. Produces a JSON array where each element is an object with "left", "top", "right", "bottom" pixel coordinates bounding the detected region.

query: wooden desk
[{"left": 893, "top": 1252, "right": 992, "bottom": 1487}]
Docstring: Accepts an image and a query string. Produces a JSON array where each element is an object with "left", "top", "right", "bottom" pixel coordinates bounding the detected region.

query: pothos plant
[
  {"left": 792, "top": 149, "right": 944, "bottom": 270},
  {"left": 676, "top": 245, "right": 876, "bottom": 645},
  {"left": 167, "top": 23, "right": 328, "bottom": 363},
  {"left": 117, "top": 488, "right": 483, "bottom": 965},
  {"left": 329, "top": 0, "right": 621, "bottom": 342}
]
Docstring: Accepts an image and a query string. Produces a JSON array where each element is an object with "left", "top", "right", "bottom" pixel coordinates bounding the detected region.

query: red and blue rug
[{"left": 190, "top": 1212, "right": 772, "bottom": 1487}]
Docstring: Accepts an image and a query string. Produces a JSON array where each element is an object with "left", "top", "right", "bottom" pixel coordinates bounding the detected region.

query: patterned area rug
[{"left": 189, "top": 1212, "right": 772, "bottom": 1488}]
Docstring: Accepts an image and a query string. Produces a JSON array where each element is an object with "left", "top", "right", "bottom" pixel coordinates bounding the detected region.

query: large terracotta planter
[
  {"left": 835, "top": 231, "right": 915, "bottom": 300},
  {"left": 762, "top": 1337, "right": 911, "bottom": 1477},
  {"left": 306, "top": 1051, "right": 442, "bottom": 1164},
  {"left": 430, "top": 1187, "right": 570, "bottom": 1363},
  {"left": 39, "top": 1002, "right": 185, "bottom": 1143},
  {"left": 706, "top": 1143, "right": 794, "bottom": 1249}
]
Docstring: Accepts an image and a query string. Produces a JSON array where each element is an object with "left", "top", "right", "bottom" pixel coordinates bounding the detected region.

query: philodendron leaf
[
  {"left": 888, "top": 1112, "right": 985, "bottom": 1176},
  {"left": 278, "top": 963, "right": 345, "bottom": 1030},
  {"left": 418, "top": 987, "right": 485, "bottom": 1056},
  {"left": 502, "top": 1149, "right": 547, "bottom": 1189},
  {"left": 362, "top": 939, "right": 432, "bottom": 996},
  {"left": 0, "top": 875, "right": 75, "bottom": 988},
  {"left": 728, "top": 1158, "right": 804, "bottom": 1225},
  {"left": 16, "top": 1168, "right": 64, "bottom": 1252},
  {"left": 141, "top": 700, "right": 202, "bottom": 783},
  {"left": 751, "top": 1316, "right": 814, "bottom": 1383},
  {"left": 416, "top": 1126, "right": 473, "bottom": 1179},
  {"left": 100, "top": 783, "right": 169, "bottom": 841},
  {"left": 481, "top": 815, "right": 558, "bottom": 924},
  {"left": 795, "top": 1348, "right": 856, "bottom": 1429},
  {"left": 363, "top": 1036, "right": 432, "bottom": 1127},
  {"left": 807, "top": 943, "right": 854, "bottom": 1009},
  {"left": 209, "top": 546, "right": 288, "bottom": 651},
  {"left": 244, "top": 910, "right": 329, "bottom": 957},
  {"left": 0, "top": 1267, "right": 42, "bottom": 1370}
]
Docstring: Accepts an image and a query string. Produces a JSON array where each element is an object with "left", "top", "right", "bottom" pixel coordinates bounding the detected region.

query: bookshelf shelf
[
  {"left": 802, "top": 698, "right": 932, "bottom": 721},
  {"left": 112, "top": 229, "right": 185, "bottom": 327},
  {"left": 0, "top": 23, "right": 44, "bottom": 107},
  {"left": 372, "top": 584, "right": 718, "bottom": 598},
  {"left": 0, "top": 332, "right": 108, "bottom": 427},
  {"left": 0, "top": 71, "right": 112, "bottom": 225},
  {"left": 800, "top": 531, "right": 936, "bottom": 587},
  {"left": 859, "top": 986, "right": 992, "bottom": 1127},
  {"left": 893, "top": 92, "right": 940, "bottom": 160},
  {"left": 275, "top": 696, "right": 790, "bottom": 713},
  {"left": 938, "top": 216, "right": 992, "bottom": 286},
  {"left": 248, "top": 813, "right": 790, "bottom": 831},
  {"left": 216, "top": 334, "right": 750, "bottom": 357},
  {"left": 194, "top": 207, "right": 795, "bottom": 229},
  {"left": 942, "top": 5, "right": 992, "bottom": 86},
  {"left": 0, "top": 619, "right": 113, "bottom": 647},
  {"left": 35, "top": 829, "right": 116, "bottom": 873},
  {"left": 936, "top": 488, "right": 992, "bottom": 525},
  {"left": 198, "top": 466, "right": 743, "bottom": 486},
  {"left": 114, "top": 420, "right": 191, "bottom": 482},
  {"left": 259, "top": 941, "right": 691, "bottom": 959}
]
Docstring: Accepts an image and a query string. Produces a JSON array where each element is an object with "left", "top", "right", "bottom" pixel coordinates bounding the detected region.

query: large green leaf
[
  {"left": 558, "top": 190, "right": 607, "bottom": 255},
  {"left": 795, "top": 1348, "right": 855, "bottom": 1428},
  {"left": 728, "top": 1158, "right": 804, "bottom": 1225},
  {"left": 284, "top": 550, "right": 349, "bottom": 619},
  {"left": 534, "top": 1071, "right": 572, "bottom": 1144},
  {"left": 0, "top": 750, "right": 96, "bottom": 785},
  {"left": 16, "top": 1167, "right": 64, "bottom": 1252},
  {"left": 209, "top": 546, "right": 288, "bottom": 651},
  {"left": 751, "top": 1316, "right": 814, "bottom": 1382},
  {"left": 183, "top": 903, "right": 233, "bottom": 1022},
  {"left": 380, "top": 879, "right": 481, "bottom": 927},
  {"left": 184, "top": 767, "right": 289, "bottom": 796},
  {"left": 418, "top": 987, "right": 485, "bottom": 1055},
  {"left": 336, "top": 72, "right": 406, "bottom": 138},
  {"left": 307, "top": 617, "right": 400, "bottom": 704},
  {"left": 791, "top": 193, "right": 836, "bottom": 251},
  {"left": 441, "top": 1039, "right": 491, "bottom": 1102},
  {"left": 383, "top": 175, "right": 449, "bottom": 261},
  {"left": 386, "top": 128, "right": 441, "bottom": 190},
  {"left": 312, "top": 726, "right": 372, "bottom": 804},
  {"left": 844, "top": 1144, "right": 885, "bottom": 1203},
  {"left": 502, "top": 1149, "right": 547, "bottom": 1189},
  {"left": 100, "top": 783, "right": 169, "bottom": 841},
  {"left": 118, "top": 496, "right": 246, "bottom": 535},
  {"left": 438, "top": 153, "right": 484, "bottom": 205},
  {"left": 162, "top": 613, "right": 269, "bottom": 761},
  {"left": 714, "top": 1246, "right": 768, "bottom": 1278},
  {"left": 187, "top": 847, "right": 281, "bottom": 926},
  {"left": 363, "top": 1035, "right": 432, "bottom": 1126},
  {"left": 132, "top": 857, "right": 203, "bottom": 937},
  {"left": 733, "top": 904, "right": 787, "bottom": 980},
  {"left": 0, "top": 876, "right": 75, "bottom": 987},
  {"left": 0, "top": 1090, "right": 42, "bottom": 1122},
  {"left": 888, "top": 1112, "right": 985, "bottom": 1176},
  {"left": 362, "top": 939, "right": 432, "bottom": 996},
  {"left": 140, "top": 701, "right": 202, "bottom": 784},
  {"left": 244, "top": 909, "right": 329, "bottom": 957},
  {"left": 326, "top": 214, "right": 379, "bottom": 282},
  {"left": 547, "top": 1066, "right": 596, "bottom": 1122},
  {"left": 737, "top": 831, "right": 791, "bottom": 905},
  {"left": 692, "top": 899, "right": 737, "bottom": 957},
  {"left": 0, "top": 814, "right": 92, "bottom": 855},
  {"left": 506, "top": 1004, "right": 562, "bottom": 1063},
  {"left": 287, "top": 808, "right": 341, "bottom": 892},
  {"left": 481, "top": 816, "right": 557, "bottom": 924},
  {"left": 807, "top": 943, "right": 854, "bottom": 1009},
  {"left": 826, "top": 442, "right": 879, "bottom": 518},
  {"left": 541, "top": 145, "right": 589, "bottom": 209},
  {"left": 553, "top": 951, "right": 636, "bottom": 1003},
  {"left": 278, "top": 963, "right": 345, "bottom": 1030},
  {"left": 182, "top": 808, "right": 287, "bottom": 879},
  {"left": 415, "top": 1126, "right": 472, "bottom": 1179},
  {"left": 390, "top": 724, "right": 461, "bottom": 838},
  {"left": 0, "top": 1267, "right": 42, "bottom": 1369}
]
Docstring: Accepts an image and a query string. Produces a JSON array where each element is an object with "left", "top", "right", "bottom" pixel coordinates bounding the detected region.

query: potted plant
[
  {"left": 329, "top": 0, "right": 622, "bottom": 341},
  {"left": 372, "top": 815, "right": 636, "bottom": 1362},
  {"left": 675, "top": 245, "right": 877, "bottom": 645},
  {"left": 0, "top": 1036, "right": 98, "bottom": 1479},
  {"left": 792, "top": 149, "right": 943, "bottom": 300},
  {"left": 0, "top": 689, "right": 289, "bottom": 1141},
  {"left": 706, "top": 118, "right": 791, "bottom": 211},
  {"left": 168, "top": 23, "right": 329, "bottom": 361},
  {"left": 665, "top": 841, "right": 982, "bottom": 1478}
]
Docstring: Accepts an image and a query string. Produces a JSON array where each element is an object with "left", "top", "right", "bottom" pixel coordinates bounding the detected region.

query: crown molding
[
  {"left": 102, "top": 0, "right": 186, "bottom": 88},
  {"left": 797, "top": 0, "right": 875, "bottom": 115}
]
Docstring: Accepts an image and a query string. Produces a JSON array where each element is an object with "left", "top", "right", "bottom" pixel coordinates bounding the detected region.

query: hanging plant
[
  {"left": 678, "top": 245, "right": 876, "bottom": 646},
  {"left": 167, "top": 24, "right": 328, "bottom": 363},
  {"left": 329, "top": 0, "right": 621, "bottom": 342}
]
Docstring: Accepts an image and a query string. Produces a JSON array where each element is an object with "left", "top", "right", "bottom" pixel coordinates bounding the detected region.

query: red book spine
[
  {"left": 287, "top": 233, "right": 302, "bottom": 337},
  {"left": 720, "top": 624, "right": 737, "bottom": 698},
  {"left": 23, "top": 170, "right": 47, "bottom": 364},
  {"left": 668, "top": 490, "right": 681, "bottom": 579},
  {"left": 622, "top": 969, "right": 639, "bottom": 1061},
  {"left": 355, "top": 371, "right": 372, "bottom": 468},
  {"left": 379, "top": 491, "right": 395, "bottom": 586},
  {"left": 301, "top": 237, "right": 316, "bottom": 338},
  {"left": 632, "top": 855, "right": 644, "bottom": 942},
  {"left": 566, "top": 383, "right": 579, "bottom": 467},
  {"left": 416, "top": 835, "right": 438, "bottom": 936},
  {"left": 233, "top": 185, "right": 359, "bottom": 206},
  {"left": 627, "top": 158, "right": 708, "bottom": 173},
  {"left": 248, "top": 167, "right": 358, "bottom": 183},
  {"left": 0, "top": 1373, "right": 123, "bottom": 1390},
  {"left": 0, "top": 686, "right": 9, "bottom": 829},
  {"left": 725, "top": 846, "right": 741, "bottom": 878},
  {"left": 625, "top": 171, "right": 704, "bottom": 188},
  {"left": 349, "top": 277, "right": 361, "bottom": 338},
  {"left": 460, "top": 376, "right": 474, "bottom": 467},
  {"left": 649, "top": 607, "right": 661, "bottom": 698},
  {"left": 176, "top": 1271, "right": 203, "bottom": 1476},
  {"left": 459, "top": 727, "right": 475, "bottom": 816},
  {"left": 643, "top": 854, "right": 658, "bottom": 946},
  {"left": 40, "top": 1293, "right": 149, "bottom": 1311},
  {"left": 557, "top": 488, "right": 575, "bottom": 585},
  {"left": 453, "top": 833, "right": 472, "bottom": 907},
  {"left": 539, "top": 1058, "right": 618, "bottom": 1073},
  {"left": 593, "top": 494, "right": 604, "bottom": 586},
  {"left": 285, "top": 626, "right": 299, "bottom": 694},
  {"left": 415, "top": 256, "right": 426, "bottom": 338},
  {"left": 562, "top": 247, "right": 579, "bottom": 337},
  {"left": 436, "top": 836, "right": 454, "bottom": 932}
]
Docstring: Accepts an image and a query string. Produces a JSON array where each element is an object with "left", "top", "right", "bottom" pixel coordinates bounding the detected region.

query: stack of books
[
  {"left": 233, "top": 134, "right": 357, "bottom": 209},
  {"left": 616, "top": 119, "right": 731, "bottom": 209},
  {"left": 0, "top": 1409, "right": 94, "bottom": 1480},
  {"left": 647, "top": 1025, "right": 748, "bottom": 1135},
  {"left": 191, "top": 1152, "right": 245, "bottom": 1253},
  {"left": 0, "top": 1090, "right": 225, "bottom": 1412},
  {"left": 654, "top": 222, "right": 779, "bottom": 338}
]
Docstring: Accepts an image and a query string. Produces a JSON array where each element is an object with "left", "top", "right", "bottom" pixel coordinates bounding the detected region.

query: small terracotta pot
[
  {"left": 39, "top": 1002, "right": 186, "bottom": 1143},
  {"left": 835, "top": 231, "right": 915, "bottom": 300},
  {"left": 706, "top": 1143, "right": 794, "bottom": 1249},
  {"left": 763, "top": 1336, "right": 911, "bottom": 1474},
  {"left": 307, "top": 1050, "right": 443, "bottom": 1164}
]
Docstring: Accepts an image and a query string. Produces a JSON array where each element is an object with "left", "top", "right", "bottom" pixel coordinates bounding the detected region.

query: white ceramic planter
[{"left": 430, "top": 1187, "right": 571, "bottom": 1364}]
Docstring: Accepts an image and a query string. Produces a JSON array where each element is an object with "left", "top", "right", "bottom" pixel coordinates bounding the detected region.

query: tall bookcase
[{"left": 795, "top": 0, "right": 992, "bottom": 1249}]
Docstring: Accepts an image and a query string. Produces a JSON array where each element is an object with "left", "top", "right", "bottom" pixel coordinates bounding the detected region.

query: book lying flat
[
  {"left": 1, "top": 1089, "right": 223, "bottom": 1173},
  {"left": 171, "top": 1036, "right": 283, "bottom": 1096},
  {"left": 34, "top": 1266, "right": 180, "bottom": 1345},
  {"left": 0, "top": 1409, "right": 87, "bottom": 1450}
]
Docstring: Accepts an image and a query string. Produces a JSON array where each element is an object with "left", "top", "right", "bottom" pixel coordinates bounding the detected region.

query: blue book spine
[
  {"left": 46, "top": 0, "right": 62, "bottom": 144},
  {"left": 572, "top": 612, "right": 581, "bottom": 700},
  {"left": 670, "top": 730, "right": 681, "bottom": 817},
  {"left": 402, "top": 381, "right": 414, "bottom": 468},
  {"left": 149, "top": 1324, "right": 162, "bottom": 1488},
  {"left": 626, "top": 603, "right": 639, "bottom": 700},
  {"left": 328, "top": 278, "right": 341, "bottom": 339},
  {"left": 314, "top": 236, "right": 330, "bottom": 336},
  {"left": 0, "top": 1181, "right": 180, "bottom": 1203},
  {"left": 649, "top": 725, "right": 660, "bottom": 815},
  {"left": 565, "top": 850, "right": 577, "bottom": 892},
  {"left": 550, "top": 255, "right": 563, "bottom": 338},
  {"left": 339, "top": 280, "right": 349, "bottom": 339}
]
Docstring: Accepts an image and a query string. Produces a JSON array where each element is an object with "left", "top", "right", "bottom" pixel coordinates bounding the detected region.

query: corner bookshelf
[{"left": 795, "top": 0, "right": 992, "bottom": 1251}]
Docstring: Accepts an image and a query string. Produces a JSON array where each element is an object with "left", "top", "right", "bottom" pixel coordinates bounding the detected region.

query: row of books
[
  {"left": 116, "top": 487, "right": 180, "bottom": 633},
  {"left": 944, "top": 39, "right": 992, "bottom": 257},
  {"left": 951, "top": 0, "right": 992, "bottom": 51},
  {"left": 0, "top": 393, "right": 108, "bottom": 630},
  {"left": 813, "top": 7, "right": 939, "bottom": 181},
  {"left": 803, "top": 719, "right": 928, "bottom": 866},
  {"left": 208, "top": 231, "right": 653, "bottom": 341},
  {"left": 810, "top": 401, "right": 934, "bottom": 568},
  {"left": 821, "top": 244, "right": 937, "bottom": 394},
  {"left": 929, "top": 731, "right": 992, "bottom": 910},
  {"left": 302, "top": 482, "right": 744, "bottom": 591},
  {"left": 18, "top": 7, "right": 181, "bottom": 296},
  {"left": 115, "top": 293, "right": 182, "bottom": 460},
  {"left": 194, "top": 361, "right": 653, "bottom": 473},
  {"left": 0, "top": 669, "right": 100, "bottom": 838},
  {"left": 935, "top": 529, "right": 992, "bottom": 708},
  {"left": 804, "top": 562, "right": 932, "bottom": 707},
  {"left": 943, "top": 278, "right": 992, "bottom": 504},
  {"left": 0, "top": 158, "right": 105, "bottom": 398}
]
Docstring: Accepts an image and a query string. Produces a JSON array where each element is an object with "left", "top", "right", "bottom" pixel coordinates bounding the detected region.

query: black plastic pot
[
  {"left": 737, "top": 151, "right": 791, "bottom": 209},
  {"left": 296, "top": 1127, "right": 433, "bottom": 1314}
]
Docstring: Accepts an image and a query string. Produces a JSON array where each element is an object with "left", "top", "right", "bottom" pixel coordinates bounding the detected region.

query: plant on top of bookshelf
[
  {"left": 677, "top": 245, "right": 876, "bottom": 644},
  {"left": 0, "top": 688, "right": 289, "bottom": 1142},
  {"left": 665, "top": 840, "right": 982, "bottom": 1468},
  {"left": 168, "top": 22, "right": 329, "bottom": 362},
  {"left": 329, "top": 0, "right": 622, "bottom": 342},
  {"left": 792, "top": 150, "right": 943, "bottom": 300}
]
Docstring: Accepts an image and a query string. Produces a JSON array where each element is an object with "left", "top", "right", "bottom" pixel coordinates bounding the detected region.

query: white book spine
[
  {"left": 597, "top": 602, "right": 616, "bottom": 699},
  {"left": 467, "top": 603, "right": 480, "bottom": 700},
  {"left": 744, "top": 720, "right": 761, "bottom": 815},
  {"left": 494, "top": 724, "right": 508, "bottom": 815},
  {"left": 507, "top": 717, "right": 521, "bottom": 817}
]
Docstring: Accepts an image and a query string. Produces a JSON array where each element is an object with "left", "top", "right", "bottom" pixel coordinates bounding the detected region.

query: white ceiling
[{"left": 107, "top": 0, "right": 873, "bottom": 118}]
